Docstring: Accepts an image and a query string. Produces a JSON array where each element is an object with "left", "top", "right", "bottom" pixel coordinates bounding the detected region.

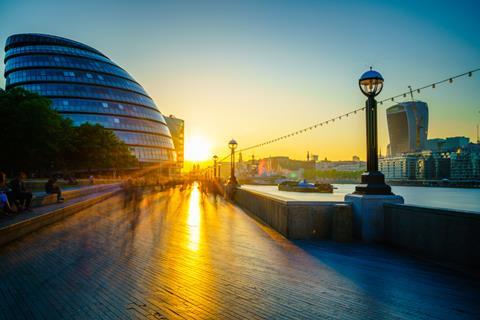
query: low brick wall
[
  {"left": 384, "top": 203, "right": 480, "bottom": 267},
  {"left": 234, "top": 188, "right": 352, "bottom": 240}
]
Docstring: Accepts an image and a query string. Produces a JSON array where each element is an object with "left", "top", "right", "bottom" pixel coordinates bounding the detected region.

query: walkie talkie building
[{"left": 4, "top": 33, "right": 176, "bottom": 165}]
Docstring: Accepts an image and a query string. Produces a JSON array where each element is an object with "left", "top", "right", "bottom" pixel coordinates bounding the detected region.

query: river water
[{"left": 241, "top": 184, "right": 480, "bottom": 213}]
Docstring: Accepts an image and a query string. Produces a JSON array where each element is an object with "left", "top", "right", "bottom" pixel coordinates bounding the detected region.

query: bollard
[{"left": 224, "top": 183, "right": 237, "bottom": 201}]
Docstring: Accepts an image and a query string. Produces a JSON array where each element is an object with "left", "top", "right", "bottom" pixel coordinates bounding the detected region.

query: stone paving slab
[{"left": 0, "top": 185, "right": 479, "bottom": 319}]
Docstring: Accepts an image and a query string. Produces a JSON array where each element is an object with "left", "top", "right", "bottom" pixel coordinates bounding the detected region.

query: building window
[{"left": 102, "top": 102, "right": 108, "bottom": 108}]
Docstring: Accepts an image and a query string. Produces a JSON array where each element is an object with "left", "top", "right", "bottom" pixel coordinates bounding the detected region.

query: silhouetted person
[
  {"left": 9, "top": 172, "right": 33, "bottom": 212},
  {"left": 45, "top": 177, "right": 64, "bottom": 203},
  {"left": 0, "top": 172, "right": 14, "bottom": 214}
]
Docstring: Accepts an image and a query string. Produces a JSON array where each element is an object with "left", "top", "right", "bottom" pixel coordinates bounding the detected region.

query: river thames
[{"left": 241, "top": 184, "right": 480, "bottom": 213}]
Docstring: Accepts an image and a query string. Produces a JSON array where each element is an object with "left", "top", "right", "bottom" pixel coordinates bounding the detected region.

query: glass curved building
[{"left": 4, "top": 33, "right": 176, "bottom": 164}]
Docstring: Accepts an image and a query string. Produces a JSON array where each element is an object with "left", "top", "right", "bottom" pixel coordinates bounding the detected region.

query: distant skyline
[{"left": 1, "top": 0, "right": 479, "bottom": 162}]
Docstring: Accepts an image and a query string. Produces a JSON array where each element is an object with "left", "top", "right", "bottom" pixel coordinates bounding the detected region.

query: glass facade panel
[
  {"left": 5, "top": 33, "right": 105, "bottom": 57},
  {"left": 50, "top": 99, "right": 166, "bottom": 124},
  {"left": 5, "top": 55, "right": 134, "bottom": 82},
  {"left": 63, "top": 113, "right": 171, "bottom": 136},
  {"left": 129, "top": 146, "right": 176, "bottom": 162},
  {"left": 20, "top": 83, "right": 155, "bottom": 108},
  {"left": 4, "top": 33, "right": 175, "bottom": 164},
  {"left": 114, "top": 131, "right": 175, "bottom": 149},
  {"left": 5, "top": 45, "right": 113, "bottom": 64},
  {"left": 7, "top": 69, "right": 148, "bottom": 96}
]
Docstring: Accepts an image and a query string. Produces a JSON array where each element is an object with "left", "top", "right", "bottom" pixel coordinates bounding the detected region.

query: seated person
[
  {"left": 8, "top": 172, "right": 33, "bottom": 212},
  {"left": 0, "top": 172, "right": 14, "bottom": 214},
  {"left": 45, "top": 176, "right": 64, "bottom": 203}
]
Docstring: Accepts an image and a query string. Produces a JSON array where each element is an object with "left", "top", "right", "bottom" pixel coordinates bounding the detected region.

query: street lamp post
[
  {"left": 213, "top": 155, "right": 218, "bottom": 179},
  {"left": 228, "top": 139, "right": 238, "bottom": 185},
  {"left": 354, "top": 68, "right": 393, "bottom": 195}
]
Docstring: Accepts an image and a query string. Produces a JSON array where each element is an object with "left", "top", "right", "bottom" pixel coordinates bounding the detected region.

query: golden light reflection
[{"left": 187, "top": 182, "right": 202, "bottom": 251}]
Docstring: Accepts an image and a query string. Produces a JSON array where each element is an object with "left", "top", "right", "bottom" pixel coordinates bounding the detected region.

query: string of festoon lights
[{"left": 214, "top": 67, "right": 480, "bottom": 163}]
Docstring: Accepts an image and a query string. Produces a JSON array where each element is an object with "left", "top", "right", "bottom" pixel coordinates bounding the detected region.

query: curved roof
[{"left": 6, "top": 33, "right": 107, "bottom": 58}]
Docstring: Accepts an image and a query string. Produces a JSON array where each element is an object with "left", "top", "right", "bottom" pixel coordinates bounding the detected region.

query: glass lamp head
[
  {"left": 213, "top": 155, "right": 218, "bottom": 161},
  {"left": 359, "top": 68, "right": 384, "bottom": 97},
  {"left": 228, "top": 139, "right": 238, "bottom": 150}
]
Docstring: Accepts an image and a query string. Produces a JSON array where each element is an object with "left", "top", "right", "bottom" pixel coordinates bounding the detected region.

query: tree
[
  {"left": 68, "top": 123, "right": 138, "bottom": 171},
  {"left": 0, "top": 88, "right": 73, "bottom": 174},
  {"left": 0, "top": 88, "right": 138, "bottom": 175}
]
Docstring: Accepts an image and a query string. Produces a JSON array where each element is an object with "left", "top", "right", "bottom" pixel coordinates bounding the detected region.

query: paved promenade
[{"left": 0, "top": 184, "right": 479, "bottom": 319}]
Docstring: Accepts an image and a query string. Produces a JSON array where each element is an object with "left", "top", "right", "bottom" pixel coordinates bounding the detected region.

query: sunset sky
[{"left": 1, "top": 0, "right": 479, "bottom": 163}]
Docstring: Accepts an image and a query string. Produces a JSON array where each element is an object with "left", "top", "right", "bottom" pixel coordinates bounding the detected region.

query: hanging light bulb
[
  {"left": 468, "top": 72, "right": 472, "bottom": 77},
  {"left": 417, "top": 89, "right": 420, "bottom": 93},
  {"left": 432, "top": 83, "right": 436, "bottom": 89},
  {"left": 449, "top": 78, "right": 453, "bottom": 83}
]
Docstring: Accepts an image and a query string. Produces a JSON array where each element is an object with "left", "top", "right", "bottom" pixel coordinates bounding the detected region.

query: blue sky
[{"left": 1, "top": 0, "right": 479, "bottom": 160}]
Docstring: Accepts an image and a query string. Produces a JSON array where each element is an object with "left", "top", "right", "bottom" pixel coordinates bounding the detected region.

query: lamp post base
[
  {"left": 227, "top": 176, "right": 238, "bottom": 186},
  {"left": 354, "top": 171, "right": 393, "bottom": 195},
  {"left": 225, "top": 176, "right": 239, "bottom": 200}
]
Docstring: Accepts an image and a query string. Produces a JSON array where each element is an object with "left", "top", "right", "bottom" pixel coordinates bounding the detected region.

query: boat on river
[{"left": 278, "top": 180, "right": 334, "bottom": 193}]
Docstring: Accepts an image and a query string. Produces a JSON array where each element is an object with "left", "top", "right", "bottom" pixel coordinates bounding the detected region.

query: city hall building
[{"left": 4, "top": 33, "right": 177, "bottom": 169}]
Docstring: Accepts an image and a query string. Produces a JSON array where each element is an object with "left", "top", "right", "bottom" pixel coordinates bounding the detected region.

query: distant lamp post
[
  {"left": 354, "top": 68, "right": 393, "bottom": 195},
  {"left": 228, "top": 139, "right": 238, "bottom": 185},
  {"left": 213, "top": 155, "right": 218, "bottom": 179}
]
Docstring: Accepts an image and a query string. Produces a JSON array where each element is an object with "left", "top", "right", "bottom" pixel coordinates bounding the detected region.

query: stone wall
[
  {"left": 234, "top": 188, "right": 352, "bottom": 240},
  {"left": 384, "top": 203, "right": 480, "bottom": 267}
]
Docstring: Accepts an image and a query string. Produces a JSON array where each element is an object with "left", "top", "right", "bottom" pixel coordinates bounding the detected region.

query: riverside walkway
[{"left": 0, "top": 184, "right": 479, "bottom": 319}]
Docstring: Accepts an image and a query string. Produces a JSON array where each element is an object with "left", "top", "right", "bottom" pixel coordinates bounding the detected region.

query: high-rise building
[
  {"left": 380, "top": 145, "right": 480, "bottom": 182},
  {"left": 450, "top": 145, "right": 480, "bottom": 180},
  {"left": 426, "top": 136, "right": 470, "bottom": 152},
  {"left": 165, "top": 115, "right": 184, "bottom": 172},
  {"left": 386, "top": 101, "right": 429, "bottom": 156},
  {"left": 379, "top": 154, "right": 418, "bottom": 180},
  {"left": 4, "top": 33, "right": 176, "bottom": 165}
]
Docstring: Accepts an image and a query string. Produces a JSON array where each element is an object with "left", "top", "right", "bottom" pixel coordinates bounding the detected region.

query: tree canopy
[{"left": 0, "top": 88, "right": 137, "bottom": 175}]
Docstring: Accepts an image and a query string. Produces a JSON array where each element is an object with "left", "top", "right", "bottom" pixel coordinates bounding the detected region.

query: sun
[{"left": 184, "top": 135, "right": 212, "bottom": 162}]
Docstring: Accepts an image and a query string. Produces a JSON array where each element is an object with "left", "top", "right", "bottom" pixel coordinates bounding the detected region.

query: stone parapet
[
  {"left": 384, "top": 203, "right": 480, "bottom": 268},
  {"left": 234, "top": 188, "right": 352, "bottom": 240}
]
